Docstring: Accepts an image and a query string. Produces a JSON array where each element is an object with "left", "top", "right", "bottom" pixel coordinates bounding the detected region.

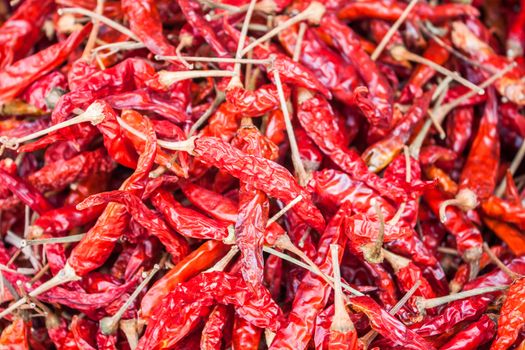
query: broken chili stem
[
  {"left": 58, "top": 7, "right": 140, "bottom": 42},
  {"left": 155, "top": 55, "right": 271, "bottom": 66},
  {"left": 100, "top": 265, "right": 161, "bottom": 335},
  {"left": 273, "top": 71, "right": 308, "bottom": 185},
  {"left": 266, "top": 195, "right": 303, "bottom": 226},
  {"left": 120, "top": 319, "right": 139, "bottom": 350},
  {"left": 263, "top": 246, "right": 363, "bottom": 296},
  {"left": 20, "top": 234, "right": 86, "bottom": 247},
  {"left": 361, "top": 280, "right": 422, "bottom": 347},
  {"left": 188, "top": 90, "right": 225, "bottom": 137},
  {"left": 371, "top": 0, "right": 419, "bottom": 60},
  {"left": 415, "top": 285, "right": 508, "bottom": 313},
  {"left": 496, "top": 138, "right": 525, "bottom": 197},
  {"left": 483, "top": 243, "right": 522, "bottom": 279},
  {"left": 157, "top": 70, "right": 237, "bottom": 87},
  {"left": 390, "top": 45, "right": 484, "bottom": 95},
  {"left": 0, "top": 263, "right": 80, "bottom": 319},
  {"left": 330, "top": 244, "right": 355, "bottom": 336},
  {"left": 240, "top": 2, "right": 325, "bottom": 56},
  {"left": 0, "top": 102, "right": 105, "bottom": 150}
]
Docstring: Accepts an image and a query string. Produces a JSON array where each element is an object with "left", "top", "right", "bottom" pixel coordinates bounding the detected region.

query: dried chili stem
[
  {"left": 189, "top": 90, "right": 225, "bottom": 137},
  {"left": 496, "top": 138, "right": 525, "bottom": 197},
  {"left": 21, "top": 234, "right": 86, "bottom": 247},
  {"left": 263, "top": 246, "right": 364, "bottom": 296},
  {"left": 156, "top": 55, "right": 271, "bottom": 65},
  {"left": 371, "top": 0, "right": 419, "bottom": 60},
  {"left": 387, "top": 203, "right": 406, "bottom": 226},
  {"left": 100, "top": 265, "right": 160, "bottom": 335},
  {"left": 433, "top": 62, "right": 516, "bottom": 124},
  {"left": 361, "top": 280, "right": 422, "bottom": 347},
  {"left": 363, "top": 200, "right": 385, "bottom": 263},
  {"left": 437, "top": 246, "right": 460, "bottom": 255},
  {"left": 266, "top": 195, "right": 303, "bottom": 226},
  {"left": 417, "top": 285, "right": 508, "bottom": 311},
  {"left": 439, "top": 188, "right": 479, "bottom": 223},
  {"left": 391, "top": 46, "right": 484, "bottom": 94},
  {"left": 158, "top": 70, "right": 237, "bottom": 87},
  {"left": 235, "top": 0, "right": 258, "bottom": 79},
  {"left": 120, "top": 319, "right": 139, "bottom": 350},
  {"left": 0, "top": 102, "right": 105, "bottom": 150},
  {"left": 482, "top": 243, "right": 521, "bottom": 279},
  {"left": 241, "top": 2, "right": 325, "bottom": 56},
  {"left": 330, "top": 244, "right": 355, "bottom": 333},
  {"left": 273, "top": 71, "right": 308, "bottom": 185},
  {"left": 0, "top": 264, "right": 80, "bottom": 319},
  {"left": 82, "top": 0, "right": 105, "bottom": 58},
  {"left": 91, "top": 41, "right": 145, "bottom": 56},
  {"left": 292, "top": 22, "right": 307, "bottom": 62},
  {"left": 58, "top": 7, "right": 140, "bottom": 42},
  {"left": 205, "top": 245, "right": 239, "bottom": 272}
]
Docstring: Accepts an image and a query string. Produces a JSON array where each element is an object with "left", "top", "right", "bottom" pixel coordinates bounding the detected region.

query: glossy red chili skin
[
  {"left": 232, "top": 316, "right": 261, "bottom": 350},
  {"left": 0, "top": 168, "right": 54, "bottom": 214},
  {"left": 491, "top": 278, "right": 525, "bottom": 350}
]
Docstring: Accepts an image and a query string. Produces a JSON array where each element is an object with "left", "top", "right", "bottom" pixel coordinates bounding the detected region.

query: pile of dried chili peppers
[{"left": 3, "top": 0, "right": 525, "bottom": 348}]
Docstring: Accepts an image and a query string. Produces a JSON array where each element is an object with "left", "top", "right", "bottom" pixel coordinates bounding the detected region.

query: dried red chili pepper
[
  {"left": 0, "top": 318, "right": 29, "bottom": 350},
  {"left": 491, "top": 278, "right": 525, "bottom": 350},
  {"left": 439, "top": 314, "right": 496, "bottom": 350}
]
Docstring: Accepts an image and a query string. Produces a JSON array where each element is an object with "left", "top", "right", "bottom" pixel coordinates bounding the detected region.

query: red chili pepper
[
  {"left": 0, "top": 24, "right": 91, "bottom": 104},
  {"left": 491, "top": 278, "right": 525, "bottom": 350},
  {"left": 194, "top": 136, "right": 325, "bottom": 232},
  {"left": 232, "top": 315, "right": 262, "bottom": 350},
  {"left": 0, "top": 318, "right": 29, "bottom": 350},
  {"left": 200, "top": 304, "right": 230, "bottom": 350},
  {"left": 320, "top": 14, "right": 393, "bottom": 128},
  {"left": 439, "top": 314, "right": 496, "bottom": 350},
  {"left": 483, "top": 217, "right": 525, "bottom": 256},
  {"left": 226, "top": 84, "right": 290, "bottom": 117},
  {"left": 0, "top": 168, "right": 54, "bottom": 214}
]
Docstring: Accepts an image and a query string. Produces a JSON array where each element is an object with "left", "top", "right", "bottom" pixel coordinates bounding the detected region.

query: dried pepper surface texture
[{"left": 1, "top": 0, "right": 525, "bottom": 349}]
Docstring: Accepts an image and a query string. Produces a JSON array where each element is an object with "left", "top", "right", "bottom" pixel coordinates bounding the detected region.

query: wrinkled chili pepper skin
[
  {"left": 139, "top": 272, "right": 283, "bottom": 350},
  {"left": 458, "top": 89, "right": 500, "bottom": 200},
  {"left": 226, "top": 84, "right": 290, "bottom": 117},
  {"left": 439, "top": 314, "right": 496, "bottom": 350},
  {"left": 67, "top": 114, "right": 157, "bottom": 276},
  {"left": 141, "top": 240, "right": 229, "bottom": 319},
  {"left": 0, "top": 318, "right": 29, "bottom": 350},
  {"left": 0, "top": 24, "right": 91, "bottom": 104},
  {"left": 491, "top": 278, "right": 525, "bottom": 350},
  {"left": 481, "top": 195, "right": 525, "bottom": 230},
  {"left": 320, "top": 14, "right": 394, "bottom": 128},
  {"left": 194, "top": 136, "right": 325, "bottom": 232},
  {"left": 0, "top": 168, "right": 54, "bottom": 214},
  {"left": 200, "top": 305, "right": 230, "bottom": 350}
]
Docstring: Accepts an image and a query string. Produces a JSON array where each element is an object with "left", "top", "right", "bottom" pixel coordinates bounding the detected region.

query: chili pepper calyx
[{"left": 439, "top": 188, "right": 479, "bottom": 222}]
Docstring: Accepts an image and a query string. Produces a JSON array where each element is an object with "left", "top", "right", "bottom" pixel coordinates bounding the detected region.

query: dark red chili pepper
[
  {"left": 0, "top": 167, "right": 54, "bottom": 214},
  {"left": 439, "top": 314, "right": 496, "bottom": 350},
  {"left": 232, "top": 315, "right": 261, "bottom": 350}
]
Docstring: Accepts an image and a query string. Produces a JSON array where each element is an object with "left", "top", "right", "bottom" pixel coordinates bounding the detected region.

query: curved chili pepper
[
  {"left": 0, "top": 168, "right": 53, "bottom": 214},
  {"left": 483, "top": 217, "right": 525, "bottom": 256},
  {"left": 232, "top": 315, "right": 261, "bottom": 350},
  {"left": 194, "top": 136, "right": 325, "bottom": 232},
  {"left": 0, "top": 24, "right": 91, "bottom": 104},
  {"left": 201, "top": 304, "right": 230, "bottom": 350},
  {"left": 338, "top": 1, "right": 479, "bottom": 22},
  {"left": 0, "top": 0, "right": 54, "bottom": 69},
  {"left": 141, "top": 240, "right": 229, "bottom": 319},
  {"left": 226, "top": 84, "right": 290, "bottom": 117},
  {"left": 439, "top": 314, "right": 496, "bottom": 350},
  {"left": 67, "top": 113, "right": 157, "bottom": 276},
  {"left": 362, "top": 89, "right": 433, "bottom": 172},
  {"left": 139, "top": 272, "right": 283, "bottom": 350},
  {"left": 491, "top": 278, "right": 525, "bottom": 350},
  {"left": 320, "top": 14, "right": 393, "bottom": 128}
]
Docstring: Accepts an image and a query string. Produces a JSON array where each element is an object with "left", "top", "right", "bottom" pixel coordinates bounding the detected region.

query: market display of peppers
[{"left": 3, "top": 0, "right": 525, "bottom": 349}]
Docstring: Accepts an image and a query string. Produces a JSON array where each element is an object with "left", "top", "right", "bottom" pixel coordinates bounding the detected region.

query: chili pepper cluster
[{"left": 1, "top": 0, "right": 525, "bottom": 348}]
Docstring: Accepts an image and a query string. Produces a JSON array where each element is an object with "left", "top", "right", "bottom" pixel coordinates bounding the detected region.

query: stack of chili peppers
[{"left": 2, "top": 0, "right": 525, "bottom": 348}]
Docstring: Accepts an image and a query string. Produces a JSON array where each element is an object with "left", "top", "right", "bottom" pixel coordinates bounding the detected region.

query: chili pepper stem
[
  {"left": 205, "top": 245, "right": 239, "bottom": 272},
  {"left": 371, "top": 0, "right": 419, "bottom": 60},
  {"left": 382, "top": 249, "right": 409, "bottom": 272},
  {"left": 100, "top": 265, "right": 160, "bottom": 335},
  {"left": 20, "top": 233, "right": 85, "bottom": 247},
  {"left": 91, "top": 41, "right": 145, "bottom": 57},
  {"left": 240, "top": 2, "right": 325, "bottom": 56},
  {"left": 233, "top": 0, "right": 257, "bottom": 80},
  {"left": 439, "top": 188, "right": 479, "bottom": 222},
  {"left": 391, "top": 46, "right": 484, "bottom": 95},
  {"left": 0, "top": 101, "right": 105, "bottom": 150},
  {"left": 330, "top": 244, "right": 355, "bottom": 332},
  {"left": 82, "top": 0, "right": 104, "bottom": 59},
  {"left": 496, "top": 138, "right": 525, "bottom": 197},
  {"left": 273, "top": 72, "right": 309, "bottom": 185},
  {"left": 0, "top": 263, "right": 80, "bottom": 319},
  {"left": 188, "top": 90, "right": 225, "bottom": 137},
  {"left": 387, "top": 203, "right": 406, "bottom": 226},
  {"left": 483, "top": 243, "right": 522, "bottom": 280},
  {"left": 416, "top": 285, "right": 508, "bottom": 312},
  {"left": 155, "top": 55, "right": 271, "bottom": 66},
  {"left": 120, "top": 319, "right": 139, "bottom": 350},
  {"left": 292, "top": 23, "right": 307, "bottom": 62},
  {"left": 157, "top": 70, "right": 237, "bottom": 87},
  {"left": 58, "top": 7, "right": 140, "bottom": 42},
  {"left": 433, "top": 62, "right": 517, "bottom": 125},
  {"left": 266, "top": 195, "right": 303, "bottom": 226},
  {"left": 361, "top": 280, "right": 422, "bottom": 347}
]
